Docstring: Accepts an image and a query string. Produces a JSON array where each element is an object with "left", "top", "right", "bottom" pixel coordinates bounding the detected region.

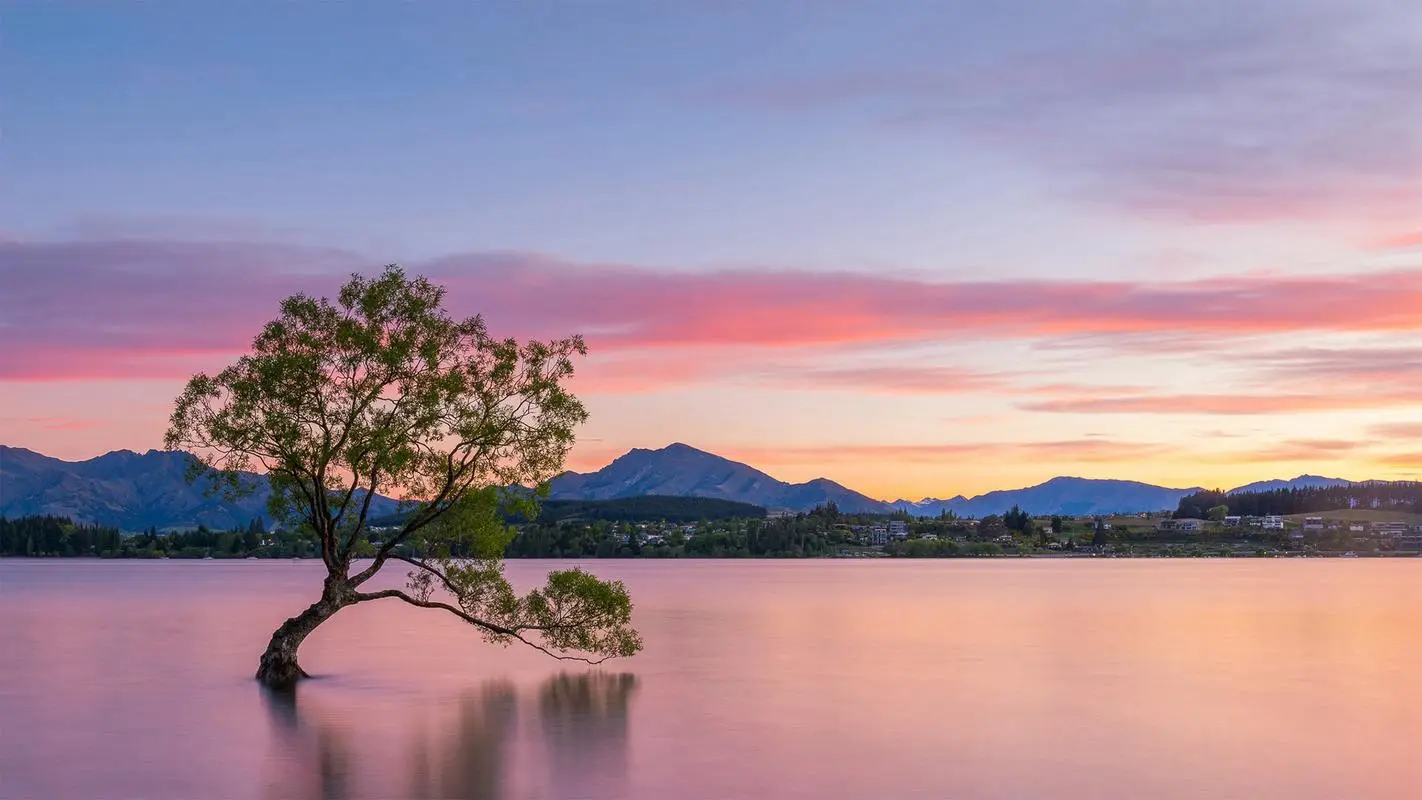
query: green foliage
[
  {"left": 411, "top": 488, "right": 516, "bottom": 560},
  {"left": 162, "top": 266, "right": 639, "bottom": 666},
  {"left": 1207, "top": 504, "right": 1229, "bottom": 522},
  {"left": 165, "top": 265, "right": 589, "bottom": 564},
  {"left": 0, "top": 515, "right": 304, "bottom": 558},
  {"left": 0, "top": 515, "right": 122, "bottom": 557},
  {"left": 885, "top": 538, "right": 961, "bottom": 557},
  {"left": 1003, "top": 505, "right": 1034, "bottom": 534}
]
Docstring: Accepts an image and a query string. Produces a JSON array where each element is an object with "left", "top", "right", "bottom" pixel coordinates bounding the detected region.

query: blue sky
[
  {"left": 11, "top": 1, "right": 1349, "bottom": 270},
  {"left": 3, "top": 1, "right": 1422, "bottom": 497}
]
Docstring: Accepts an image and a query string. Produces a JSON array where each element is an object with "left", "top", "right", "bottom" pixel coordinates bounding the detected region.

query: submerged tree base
[
  {"left": 256, "top": 654, "right": 311, "bottom": 688},
  {"left": 255, "top": 592, "right": 345, "bottom": 688}
]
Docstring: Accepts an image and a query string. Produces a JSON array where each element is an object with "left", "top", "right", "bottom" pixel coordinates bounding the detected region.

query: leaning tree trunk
[{"left": 256, "top": 577, "right": 351, "bottom": 688}]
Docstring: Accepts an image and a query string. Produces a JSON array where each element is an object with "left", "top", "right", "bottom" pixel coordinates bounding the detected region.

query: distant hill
[
  {"left": 4, "top": 442, "right": 1388, "bottom": 525},
  {"left": 549, "top": 443, "right": 890, "bottom": 513},
  {"left": 893, "top": 476, "right": 1202, "bottom": 517},
  {"left": 1226, "top": 475, "right": 1354, "bottom": 494},
  {"left": 0, "top": 446, "right": 398, "bottom": 531}
]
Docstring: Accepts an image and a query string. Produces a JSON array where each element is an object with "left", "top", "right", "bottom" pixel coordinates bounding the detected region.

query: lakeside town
[{"left": 8, "top": 502, "right": 1422, "bottom": 560}]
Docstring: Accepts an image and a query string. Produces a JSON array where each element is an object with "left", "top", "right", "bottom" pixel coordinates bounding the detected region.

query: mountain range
[
  {"left": 546, "top": 444, "right": 1356, "bottom": 517},
  {"left": 0, "top": 442, "right": 1372, "bottom": 530},
  {"left": 549, "top": 443, "right": 891, "bottom": 513},
  {"left": 888, "top": 477, "right": 1207, "bottom": 518},
  {"left": 0, "top": 446, "right": 399, "bottom": 531},
  {"left": 1223, "top": 475, "right": 1353, "bottom": 494}
]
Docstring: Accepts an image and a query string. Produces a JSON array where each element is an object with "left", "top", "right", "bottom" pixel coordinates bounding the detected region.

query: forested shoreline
[
  {"left": 1176, "top": 483, "right": 1422, "bottom": 519},
  {"left": 3, "top": 507, "right": 1014, "bottom": 559}
]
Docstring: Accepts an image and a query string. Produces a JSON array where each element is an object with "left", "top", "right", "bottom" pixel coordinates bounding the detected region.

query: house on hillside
[
  {"left": 1262, "top": 516, "right": 1285, "bottom": 530},
  {"left": 1156, "top": 518, "right": 1204, "bottom": 532},
  {"left": 887, "top": 520, "right": 909, "bottom": 539},
  {"left": 1303, "top": 517, "right": 1324, "bottom": 530}
]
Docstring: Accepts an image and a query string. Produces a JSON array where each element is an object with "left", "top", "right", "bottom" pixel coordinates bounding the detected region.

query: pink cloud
[
  {"left": 1374, "top": 232, "right": 1422, "bottom": 251},
  {"left": 566, "top": 349, "right": 757, "bottom": 394},
  {"left": 8, "top": 239, "right": 1422, "bottom": 388},
  {"left": 764, "top": 366, "right": 1011, "bottom": 394},
  {"left": 1221, "top": 439, "right": 1368, "bottom": 463},
  {"left": 1371, "top": 422, "right": 1422, "bottom": 439},
  {"left": 1248, "top": 347, "right": 1422, "bottom": 387}
]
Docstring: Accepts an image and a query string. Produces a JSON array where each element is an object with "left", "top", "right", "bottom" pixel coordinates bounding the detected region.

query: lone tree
[{"left": 165, "top": 266, "right": 641, "bottom": 687}]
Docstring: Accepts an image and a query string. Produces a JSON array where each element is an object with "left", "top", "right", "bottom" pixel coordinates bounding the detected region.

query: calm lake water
[{"left": 2, "top": 559, "right": 1421, "bottom": 799}]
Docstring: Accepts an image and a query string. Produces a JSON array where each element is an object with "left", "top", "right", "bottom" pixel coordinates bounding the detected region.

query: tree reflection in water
[
  {"left": 409, "top": 680, "right": 518, "bottom": 800},
  {"left": 260, "top": 672, "right": 639, "bottom": 800},
  {"left": 539, "top": 673, "right": 638, "bottom": 800}
]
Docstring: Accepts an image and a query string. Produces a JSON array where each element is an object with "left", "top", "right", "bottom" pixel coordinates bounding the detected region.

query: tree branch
[
  {"left": 389, "top": 554, "right": 460, "bottom": 594},
  {"left": 339, "top": 461, "right": 380, "bottom": 559},
  {"left": 351, "top": 589, "right": 612, "bottom": 664}
]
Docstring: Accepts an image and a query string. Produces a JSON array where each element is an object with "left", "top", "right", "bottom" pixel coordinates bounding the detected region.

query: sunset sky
[{"left": 3, "top": 2, "right": 1422, "bottom": 500}]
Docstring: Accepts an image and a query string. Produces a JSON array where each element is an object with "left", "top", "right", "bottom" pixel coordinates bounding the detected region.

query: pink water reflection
[{"left": 2, "top": 559, "right": 1420, "bottom": 799}]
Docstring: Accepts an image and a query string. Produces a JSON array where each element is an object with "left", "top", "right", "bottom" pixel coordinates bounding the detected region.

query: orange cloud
[
  {"left": 721, "top": 439, "right": 1180, "bottom": 465},
  {"left": 1371, "top": 452, "right": 1422, "bottom": 468},
  {"left": 1021, "top": 392, "right": 1422, "bottom": 415}
]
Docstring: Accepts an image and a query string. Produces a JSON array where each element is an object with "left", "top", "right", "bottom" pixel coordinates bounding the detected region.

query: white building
[
  {"left": 1262, "top": 515, "right": 1285, "bottom": 530},
  {"left": 1371, "top": 521, "right": 1409, "bottom": 536},
  {"left": 887, "top": 520, "right": 909, "bottom": 539},
  {"left": 869, "top": 525, "right": 888, "bottom": 546}
]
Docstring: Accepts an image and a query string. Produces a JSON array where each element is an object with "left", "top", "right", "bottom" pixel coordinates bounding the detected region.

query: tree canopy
[{"left": 165, "top": 266, "right": 641, "bottom": 684}]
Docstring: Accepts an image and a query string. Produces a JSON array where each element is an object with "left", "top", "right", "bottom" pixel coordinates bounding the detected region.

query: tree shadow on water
[{"left": 260, "top": 672, "right": 639, "bottom": 800}]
